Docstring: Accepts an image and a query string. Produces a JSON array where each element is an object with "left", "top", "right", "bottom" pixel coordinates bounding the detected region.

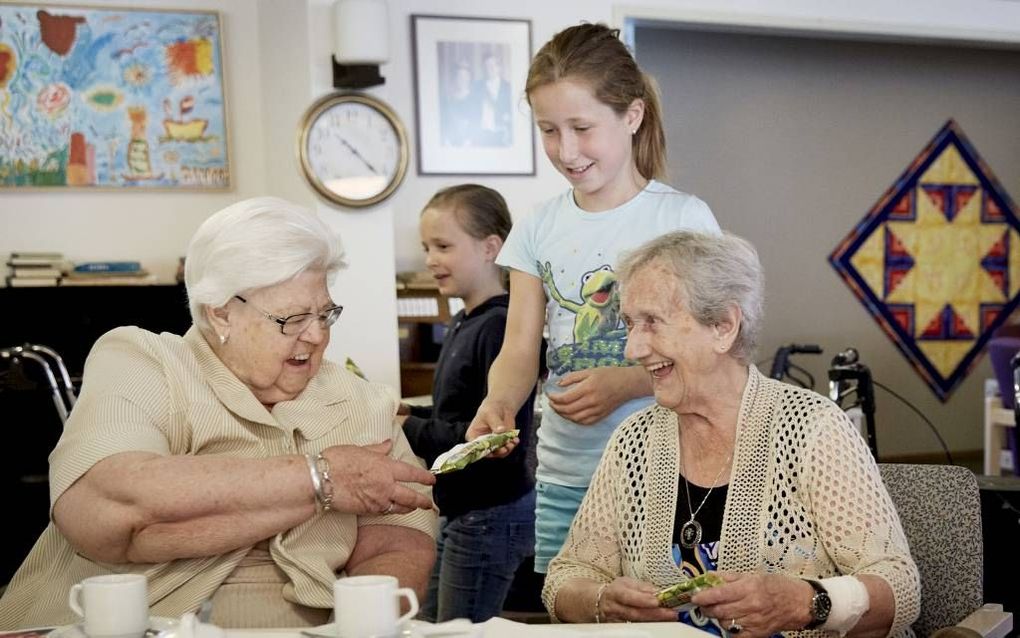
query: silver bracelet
[
  {"left": 305, "top": 454, "right": 325, "bottom": 509},
  {"left": 594, "top": 583, "right": 609, "bottom": 624},
  {"left": 314, "top": 453, "right": 334, "bottom": 512}
]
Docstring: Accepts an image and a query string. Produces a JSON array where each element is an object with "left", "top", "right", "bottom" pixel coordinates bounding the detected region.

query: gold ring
[{"left": 728, "top": 619, "right": 743, "bottom": 634}]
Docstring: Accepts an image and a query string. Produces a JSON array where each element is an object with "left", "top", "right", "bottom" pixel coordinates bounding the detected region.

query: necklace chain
[{"left": 679, "top": 450, "right": 732, "bottom": 524}]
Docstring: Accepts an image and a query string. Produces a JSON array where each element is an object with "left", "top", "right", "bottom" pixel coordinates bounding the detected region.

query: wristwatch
[{"left": 804, "top": 579, "right": 832, "bottom": 629}]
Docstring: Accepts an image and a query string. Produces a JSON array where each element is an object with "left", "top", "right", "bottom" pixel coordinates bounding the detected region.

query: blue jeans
[{"left": 420, "top": 490, "right": 536, "bottom": 623}]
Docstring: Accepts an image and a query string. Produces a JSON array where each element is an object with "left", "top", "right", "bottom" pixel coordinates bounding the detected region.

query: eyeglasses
[{"left": 234, "top": 295, "right": 344, "bottom": 336}]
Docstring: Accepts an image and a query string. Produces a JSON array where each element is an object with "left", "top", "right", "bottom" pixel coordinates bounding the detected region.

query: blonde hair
[{"left": 526, "top": 22, "right": 666, "bottom": 181}]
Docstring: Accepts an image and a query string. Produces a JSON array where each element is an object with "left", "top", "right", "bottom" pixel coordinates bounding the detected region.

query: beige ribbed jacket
[
  {"left": 0, "top": 326, "right": 436, "bottom": 629},
  {"left": 544, "top": 366, "right": 920, "bottom": 637}
]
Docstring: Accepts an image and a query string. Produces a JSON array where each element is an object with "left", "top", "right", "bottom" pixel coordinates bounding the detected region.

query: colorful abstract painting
[
  {"left": 830, "top": 120, "right": 1020, "bottom": 401},
  {"left": 0, "top": 4, "right": 229, "bottom": 189}
]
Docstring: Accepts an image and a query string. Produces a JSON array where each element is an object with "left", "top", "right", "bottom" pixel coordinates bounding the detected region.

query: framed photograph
[
  {"left": 411, "top": 15, "right": 534, "bottom": 176},
  {"left": 0, "top": 3, "right": 230, "bottom": 190}
]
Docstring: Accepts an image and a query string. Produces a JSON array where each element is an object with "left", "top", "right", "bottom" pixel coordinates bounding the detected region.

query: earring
[{"left": 219, "top": 333, "right": 228, "bottom": 345}]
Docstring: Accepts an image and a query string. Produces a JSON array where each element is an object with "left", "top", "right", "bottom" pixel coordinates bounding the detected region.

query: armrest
[{"left": 957, "top": 604, "right": 1013, "bottom": 638}]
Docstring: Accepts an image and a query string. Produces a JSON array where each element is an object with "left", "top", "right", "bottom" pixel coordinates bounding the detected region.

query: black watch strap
[{"left": 804, "top": 578, "right": 832, "bottom": 630}]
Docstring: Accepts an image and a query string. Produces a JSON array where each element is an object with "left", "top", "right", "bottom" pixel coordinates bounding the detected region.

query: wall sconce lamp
[{"left": 332, "top": 0, "right": 389, "bottom": 89}]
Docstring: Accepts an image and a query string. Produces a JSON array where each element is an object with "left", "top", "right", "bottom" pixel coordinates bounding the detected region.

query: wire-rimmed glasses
[{"left": 234, "top": 295, "right": 343, "bottom": 336}]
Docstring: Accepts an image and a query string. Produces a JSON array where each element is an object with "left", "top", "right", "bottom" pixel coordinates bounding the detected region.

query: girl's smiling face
[
  {"left": 420, "top": 206, "right": 501, "bottom": 312},
  {"left": 531, "top": 78, "right": 644, "bottom": 212}
]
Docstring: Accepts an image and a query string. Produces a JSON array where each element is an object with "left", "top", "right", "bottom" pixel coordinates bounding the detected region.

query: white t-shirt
[{"left": 498, "top": 180, "right": 720, "bottom": 487}]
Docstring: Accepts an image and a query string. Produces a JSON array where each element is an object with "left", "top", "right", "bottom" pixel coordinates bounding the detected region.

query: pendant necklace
[{"left": 678, "top": 449, "right": 733, "bottom": 549}]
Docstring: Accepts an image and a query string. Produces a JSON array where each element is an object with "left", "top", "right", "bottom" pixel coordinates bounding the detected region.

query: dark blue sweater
[{"left": 402, "top": 294, "right": 536, "bottom": 519}]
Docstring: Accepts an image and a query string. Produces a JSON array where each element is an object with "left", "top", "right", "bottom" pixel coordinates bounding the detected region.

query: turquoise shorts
[{"left": 534, "top": 481, "right": 588, "bottom": 573}]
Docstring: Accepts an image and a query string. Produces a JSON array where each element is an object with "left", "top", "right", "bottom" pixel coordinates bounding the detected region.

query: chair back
[{"left": 879, "top": 463, "right": 983, "bottom": 638}]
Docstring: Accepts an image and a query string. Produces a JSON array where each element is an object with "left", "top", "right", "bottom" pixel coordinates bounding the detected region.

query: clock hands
[{"left": 338, "top": 136, "right": 379, "bottom": 174}]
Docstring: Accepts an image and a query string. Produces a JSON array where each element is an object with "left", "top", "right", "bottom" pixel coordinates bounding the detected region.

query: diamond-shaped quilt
[{"left": 830, "top": 120, "right": 1020, "bottom": 401}]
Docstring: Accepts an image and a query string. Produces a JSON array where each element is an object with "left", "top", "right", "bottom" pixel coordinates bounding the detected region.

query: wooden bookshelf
[{"left": 396, "top": 285, "right": 462, "bottom": 397}]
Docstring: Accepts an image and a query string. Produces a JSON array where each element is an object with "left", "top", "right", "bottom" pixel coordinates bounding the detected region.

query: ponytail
[{"left": 634, "top": 73, "right": 667, "bottom": 181}]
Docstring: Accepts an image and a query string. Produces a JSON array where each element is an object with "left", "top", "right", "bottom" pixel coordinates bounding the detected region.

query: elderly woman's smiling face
[
  {"left": 212, "top": 269, "right": 335, "bottom": 406},
  {"left": 621, "top": 262, "right": 723, "bottom": 412}
]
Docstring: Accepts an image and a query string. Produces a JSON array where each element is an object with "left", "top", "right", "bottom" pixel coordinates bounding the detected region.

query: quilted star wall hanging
[{"left": 830, "top": 120, "right": 1020, "bottom": 401}]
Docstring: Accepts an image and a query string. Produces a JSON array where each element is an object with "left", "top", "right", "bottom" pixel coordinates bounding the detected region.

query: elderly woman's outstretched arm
[
  {"left": 54, "top": 441, "right": 434, "bottom": 565},
  {"left": 49, "top": 327, "right": 435, "bottom": 566}
]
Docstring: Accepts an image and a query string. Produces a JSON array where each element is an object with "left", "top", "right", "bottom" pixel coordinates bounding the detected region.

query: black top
[
  {"left": 402, "top": 294, "right": 536, "bottom": 519},
  {"left": 672, "top": 476, "right": 728, "bottom": 547}
]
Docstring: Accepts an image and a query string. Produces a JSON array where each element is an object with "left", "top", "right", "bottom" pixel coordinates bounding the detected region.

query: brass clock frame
[{"left": 297, "top": 92, "right": 410, "bottom": 208}]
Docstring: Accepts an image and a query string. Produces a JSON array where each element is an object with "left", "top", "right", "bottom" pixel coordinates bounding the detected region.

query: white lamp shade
[{"left": 333, "top": 0, "right": 389, "bottom": 64}]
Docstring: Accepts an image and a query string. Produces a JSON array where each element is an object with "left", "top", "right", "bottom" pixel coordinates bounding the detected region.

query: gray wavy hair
[
  {"left": 185, "top": 196, "right": 346, "bottom": 333},
  {"left": 617, "top": 230, "right": 764, "bottom": 364}
]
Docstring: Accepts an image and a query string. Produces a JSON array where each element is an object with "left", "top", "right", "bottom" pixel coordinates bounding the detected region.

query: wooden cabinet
[{"left": 396, "top": 285, "right": 462, "bottom": 398}]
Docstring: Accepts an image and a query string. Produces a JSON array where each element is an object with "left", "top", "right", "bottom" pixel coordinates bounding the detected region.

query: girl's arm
[
  {"left": 546, "top": 365, "right": 651, "bottom": 425},
  {"left": 466, "top": 270, "right": 545, "bottom": 441},
  {"left": 403, "top": 311, "right": 514, "bottom": 461}
]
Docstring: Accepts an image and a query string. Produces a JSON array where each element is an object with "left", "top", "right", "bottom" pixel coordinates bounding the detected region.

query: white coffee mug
[
  {"left": 68, "top": 574, "right": 149, "bottom": 638},
  {"left": 333, "top": 575, "right": 418, "bottom": 638}
]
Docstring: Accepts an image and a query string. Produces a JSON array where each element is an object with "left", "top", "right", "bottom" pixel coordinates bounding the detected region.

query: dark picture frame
[{"left": 411, "top": 15, "right": 534, "bottom": 176}]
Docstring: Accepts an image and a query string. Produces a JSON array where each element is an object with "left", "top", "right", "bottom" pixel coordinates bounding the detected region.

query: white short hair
[
  {"left": 617, "top": 230, "right": 765, "bottom": 364},
  {"left": 185, "top": 196, "right": 346, "bottom": 332}
]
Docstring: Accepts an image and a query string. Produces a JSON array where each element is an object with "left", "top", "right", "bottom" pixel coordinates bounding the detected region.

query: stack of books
[
  {"left": 62, "top": 261, "right": 157, "bottom": 286},
  {"left": 5, "top": 252, "right": 66, "bottom": 287}
]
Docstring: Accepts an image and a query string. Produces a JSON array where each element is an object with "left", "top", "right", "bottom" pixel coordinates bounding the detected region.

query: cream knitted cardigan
[{"left": 543, "top": 366, "right": 920, "bottom": 636}]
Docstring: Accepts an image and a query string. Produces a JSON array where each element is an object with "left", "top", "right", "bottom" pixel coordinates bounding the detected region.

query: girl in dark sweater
[{"left": 399, "top": 184, "right": 537, "bottom": 622}]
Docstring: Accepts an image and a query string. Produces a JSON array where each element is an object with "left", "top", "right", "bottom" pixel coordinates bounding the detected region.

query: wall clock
[{"left": 297, "top": 92, "right": 409, "bottom": 208}]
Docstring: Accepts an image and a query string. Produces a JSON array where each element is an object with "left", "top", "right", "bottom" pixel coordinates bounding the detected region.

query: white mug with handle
[
  {"left": 333, "top": 575, "right": 418, "bottom": 638},
  {"left": 68, "top": 574, "right": 149, "bottom": 638}
]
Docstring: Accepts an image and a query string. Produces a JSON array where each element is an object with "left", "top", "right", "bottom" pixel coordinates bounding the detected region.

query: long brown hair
[{"left": 526, "top": 23, "right": 666, "bottom": 181}]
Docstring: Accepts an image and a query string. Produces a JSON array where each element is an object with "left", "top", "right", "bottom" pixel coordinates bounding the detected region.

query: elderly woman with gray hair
[
  {"left": 0, "top": 197, "right": 437, "bottom": 629},
  {"left": 543, "top": 231, "right": 919, "bottom": 637}
]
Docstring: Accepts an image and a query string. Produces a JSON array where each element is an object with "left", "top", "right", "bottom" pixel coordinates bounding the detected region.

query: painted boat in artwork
[{"left": 163, "top": 119, "right": 209, "bottom": 141}]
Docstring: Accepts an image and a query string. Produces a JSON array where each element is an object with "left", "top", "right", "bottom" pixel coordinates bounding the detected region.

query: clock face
[{"left": 298, "top": 94, "right": 408, "bottom": 207}]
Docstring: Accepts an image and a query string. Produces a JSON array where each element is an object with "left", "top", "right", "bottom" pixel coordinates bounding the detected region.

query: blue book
[{"left": 74, "top": 261, "right": 142, "bottom": 273}]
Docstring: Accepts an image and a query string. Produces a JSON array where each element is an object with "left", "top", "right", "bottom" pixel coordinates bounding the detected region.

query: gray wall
[{"left": 635, "top": 26, "right": 1020, "bottom": 459}]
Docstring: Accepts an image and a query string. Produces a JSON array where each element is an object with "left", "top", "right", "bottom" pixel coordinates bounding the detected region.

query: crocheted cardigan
[{"left": 543, "top": 366, "right": 920, "bottom": 637}]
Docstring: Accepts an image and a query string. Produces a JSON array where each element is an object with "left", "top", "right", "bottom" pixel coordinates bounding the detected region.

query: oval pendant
[{"left": 680, "top": 519, "right": 703, "bottom": 548}]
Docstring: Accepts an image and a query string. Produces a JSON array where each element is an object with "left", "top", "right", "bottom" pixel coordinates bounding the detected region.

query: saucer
[
  {"left": 51, "top": 618, "right": 178, "bottom": 638},
  {"left": 303, "top": 619, "right": 477, "bottom": 638}
]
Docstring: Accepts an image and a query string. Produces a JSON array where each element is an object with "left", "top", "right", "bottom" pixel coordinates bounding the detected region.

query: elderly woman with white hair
[
  {"left": 0, "top": 197, "right": 437, "bottom": 629},
  {"left": 543, "top": 231, "right": 920, "bottom": 637}
]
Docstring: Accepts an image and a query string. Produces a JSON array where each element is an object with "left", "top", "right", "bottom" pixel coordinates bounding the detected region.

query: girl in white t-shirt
[{"left": 467, "top": 23, "right": 720, "bottom": 574}]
